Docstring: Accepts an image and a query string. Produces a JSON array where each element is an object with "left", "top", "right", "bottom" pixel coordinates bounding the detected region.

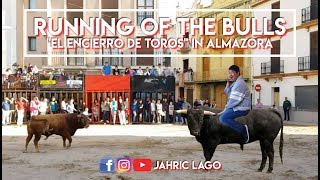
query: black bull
[{"left": 177, "top": 107, "right": 283, "bottom": 173}]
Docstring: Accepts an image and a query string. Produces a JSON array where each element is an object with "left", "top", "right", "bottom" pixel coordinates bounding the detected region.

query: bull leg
[
  {"left": 203, "top": 146, "right": 217, "bottom": 162},
  {"left": 266, "top": 141, "right": 275, "bottom": 173},
  {"left": 258, "top": 140, "right": 268, "bottom": 172},
  {"left": 33, "top": 134, "right": 42, "bottom": 153},
  {"left": 62, "top": 136, "right": 66, "bottom": 148},
  {"left": 64, "top": 133, "right": 72, "bottom": 149},
  {"left": 202, "top": 139, "right": 219, "bottom": 162},
  {"left": 23, "top": 133, "right": 33, "bottom": 153}
]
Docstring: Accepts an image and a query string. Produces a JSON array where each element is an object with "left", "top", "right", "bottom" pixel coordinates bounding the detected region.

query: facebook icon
[{"left": 99, "top": 158, "right": 115, "bottom": 173}]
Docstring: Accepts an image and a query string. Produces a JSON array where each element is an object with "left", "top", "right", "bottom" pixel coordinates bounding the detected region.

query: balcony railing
[
  {"left": 2, "top": 74, "right": 39, "bottom": 90},
  {"left": 177, "top": 41, "right": 191, "bottom": 54},
  {"left": 302, "top": 4, "right": 318, "bottom": 23},
  {"left": 298, "top": 56, "right": 311, "bottom": 71},
  {"left": 261, "top": 60, "right": 284, "bottom": 75},
  {"left": 280, "top": 60, "right": 284, "bottom": 73},
  {"left": 96, "top": 57, "right": 124, "bottom": 67},
  {"left": 175, "top": 71, "right": 194, "bottom": 83},
  {"left": 261, "top": 62, "right": 271, "bottom": 75}
]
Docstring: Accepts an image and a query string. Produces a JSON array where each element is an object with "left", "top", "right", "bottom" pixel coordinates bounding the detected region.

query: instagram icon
[{"left": 116, "top": 158, "right": 132, "bottom": 173}]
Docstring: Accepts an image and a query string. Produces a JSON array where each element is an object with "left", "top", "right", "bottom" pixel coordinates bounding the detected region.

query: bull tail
[
  {"left": 280, "top": 119, "right": 283, "bottom": 164},
  {"left": 269, "top": 109, "right": 284, "bottom": 164}
]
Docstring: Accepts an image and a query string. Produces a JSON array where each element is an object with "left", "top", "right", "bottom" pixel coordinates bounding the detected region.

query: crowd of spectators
[{"left": 101, "top": 62, "right": 194, "bottom": 79}]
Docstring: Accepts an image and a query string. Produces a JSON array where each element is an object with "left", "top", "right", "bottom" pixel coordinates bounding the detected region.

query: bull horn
[
  {"left": 204, "top": 111, "right": 216, "bottom": 116},
  {"left": 176, "top": 109, "right": 187, "bottom": 114}
]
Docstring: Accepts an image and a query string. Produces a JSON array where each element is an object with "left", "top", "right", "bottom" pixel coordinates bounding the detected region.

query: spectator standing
[
  {"left": 32, "top": 65, "right": 39, "bottom": 75},
  {"left": 113, "top": 65, "right": 120, "bottom": 75},
  {"left": 16, "top": 97, "right": 28, "bottom": 127},
  {"left": 210, "top": 99, "right": 217, "bottom": 108},
  {"left": 283, "top": 97, "right": 291, "bottom": 121},
  {"left": 181, "top": 99, "right": 192, "bottom": 124},
  {"left": 132, "top": 99, "right": 138, "bottom": 123},
  {"left": 49, "top": 97, "right": 58, "bottom": 114},
  {"left": 110, "top": 97, "right": 118, "bottom": 125},
  {"left": 100, "top": 100, "right": 106, "bottom": 123},
  {"left": 92, "top": 103, "right": 99, "bottom": 121},
  {"left": 138, "top": 99, "right": 144, "bottom": 123},
  {"left": 144, "top": 98, "right": 151, "bottom": 122},
  {"left": 104, "top": 98, "right": 110, "bottom": 124},
  {"left": 30, "top": 96, "right": 40, "bottom": 117},
  {"left": 25, "top": 73, "right": 31, "bottom": 88},
  {"left": 129, "top": 67, "right": 135, "bottom": 76},
  {"left": 2, "top": 98, "right": 11, "bottom": 125},
  {"left": 255, "top": 99, "right": 263, "bottom": 109},
  {"left": 124, "top": 97, "right": 129, "bottom": 123},
  {"left": 162, "top": 98, "right": 169, "bottom": 123},
  {"left": 38, "top": 97, "right": 48, "bottom": 115},
  {"left": 136, "top": 67, "right": 144, "bottom": 75},
  {"left": 150, "top": 99, "right": 156, "bottom": 123},
  {"left": 101, "top": 62, "right": 111, "bottom": 76},
  {"left": 199, "top": 98, "right": 204, "bottom": 106},
  {"left": 144, "top": 67, "right": 151, "bottom": 76},
  {"left": 118, "top": 98, "right": 126, "bottom": 125},
  {"left": 22, "top": 66, "right": 28, "bottom": 75},
  {"left": 124, "top": 67, "right": 130, "bottom": 75},
  {"left": 150, "top": 65, "right": 157, "bottom": 76},
  {"left": 27, "top": 63, "right": 33, "bottom": 73},
  {"left": 66, "top": 98, "right": 77, "bottom": 114},
  {"left": 168, "top": 101, "right": 174, "bottom": 123},
  {"left": 203, "top": 99, "right": 210, "bottom": 107},
  {"left": 60, "top": 98, "right": 67, "bottom": 113},
  {"left": 188, "top": 67, "right": 194, "bottom": 81},
  {"left": 174, "top": 99, "right": 183, "bottom": 124},
  {"left": 157, "top": 63, "right": 164, "bottom": 76},
  {"left": 78, "top": 99, "right": 85, "bottom": 113},
  {"left": 193, "top": 99, "right": 199, "bottom": 108},
  {"left": 156, "top": 99, "right": 163, "bottom": 123},
  {"left": 9, "top": 97, "right": 16, "bottom": 124},
  {"left": 82, "top": 108, "right": 92, "bottom": 121}
]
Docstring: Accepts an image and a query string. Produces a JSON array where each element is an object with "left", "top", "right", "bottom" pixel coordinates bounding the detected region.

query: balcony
[
  {"left": 177, "top": 42, "right": 191, "bottom": 54},
  {"left": 261, "top": 60, "right": 284, "bottom": 75},
  {"left": 298, "top": 56, "right": 311, "bottom": 71},
  {"left": 255, "top": 59, "right": 318, "bottom": 81},
  {"left": 175, "top": 71, "right": 194, "bottom": 84},
  {"left": 302, "top": 4, "right": 318, "bottom": 24},
  {"left": 2, "top": 74, "right": 39, "bottom": 90},
  {"left": 95, "top": 57, "right": 124, "bottom": 67}
]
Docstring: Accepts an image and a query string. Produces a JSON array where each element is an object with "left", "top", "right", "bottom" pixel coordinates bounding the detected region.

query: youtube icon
[{"left": 133, "top": 158, "right": 152, "bottom": 172}]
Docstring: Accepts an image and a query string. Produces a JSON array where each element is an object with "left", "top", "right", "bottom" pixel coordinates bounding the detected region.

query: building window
[
  {"left": 100, "top": 37, "right": 121, "bottom": 66},
  {"left": 295, "top": 85, "right": 318, "bottom": 111},
  {"left": 137, "top": 0, "right": 154, "bottom": 26},
  {"left": 29, "top": 0, "right": 36, "bottom": 9},
  {"left": 67, "top": 37, "right": 84, "bottom": 66},
  {"left": 28, "top": 37, "right": 36, "bottom": 51},
  {"left": 271, "top": 1, "right": 280, "bottom": 31}
]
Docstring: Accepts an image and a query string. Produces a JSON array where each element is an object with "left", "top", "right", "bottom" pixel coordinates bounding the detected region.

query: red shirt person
[{"left": 15, "top": 97, "right": 28, "bottom": 127}]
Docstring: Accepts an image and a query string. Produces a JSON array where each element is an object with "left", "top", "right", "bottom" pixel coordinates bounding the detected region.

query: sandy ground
[{"left": 2, "top": 124, "right": 318, "bottom": 180}]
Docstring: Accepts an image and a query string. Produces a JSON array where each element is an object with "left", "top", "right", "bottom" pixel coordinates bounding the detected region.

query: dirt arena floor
[{"left": 2, "top": 124, "right": 318, "bottom": 180}]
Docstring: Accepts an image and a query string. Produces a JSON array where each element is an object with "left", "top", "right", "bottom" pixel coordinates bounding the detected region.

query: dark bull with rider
[{"left": 176, "top": 65, "right": 283, "bottom": 173}]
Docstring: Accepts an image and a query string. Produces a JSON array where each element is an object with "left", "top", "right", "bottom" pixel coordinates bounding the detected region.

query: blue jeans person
[
  {"left": 219, "top": 108, "right": 249, "bottom": 137},
  {"left": 132, "top": 111, "right": 137, "bottom": 123},
  {"left": 173, "top": 111, "right": 182, "bottom": 123}
]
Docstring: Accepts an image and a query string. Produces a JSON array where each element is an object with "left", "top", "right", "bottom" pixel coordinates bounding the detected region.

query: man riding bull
[{"left": 218, "top": 65, "right": 251, "bottom": 144}]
